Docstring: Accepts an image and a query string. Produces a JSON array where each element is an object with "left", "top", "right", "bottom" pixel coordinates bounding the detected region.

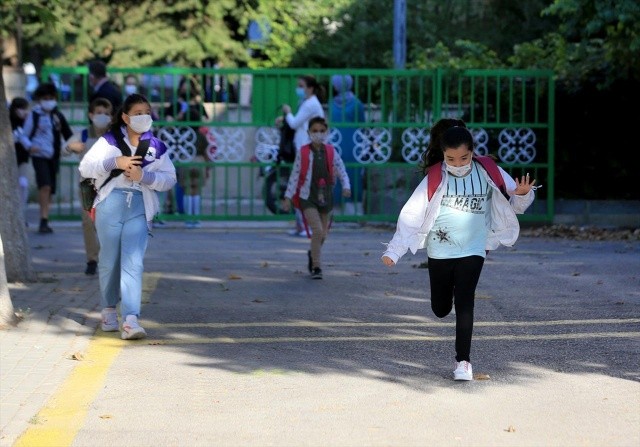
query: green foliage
[{"left": 411, "top": 41, "right": 503, "bottom": 70}]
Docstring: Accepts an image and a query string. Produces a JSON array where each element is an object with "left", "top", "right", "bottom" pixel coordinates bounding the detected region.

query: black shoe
[
  {"left": 311, "top": 268, "right": 323, "bottom": 280},
  {"left": 307, "top": 250, "right": 312, "bottom": 273},
  {"left": 85, "top": 261, "right": 97, "bottom": 275},
  {"left": 38, "top": 223, "right": 53, "bottom": 234}
]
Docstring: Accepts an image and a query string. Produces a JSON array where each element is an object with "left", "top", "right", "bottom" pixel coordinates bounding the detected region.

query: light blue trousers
[{"left": 95, "top": 189, "right": 149, "bottom": 318}]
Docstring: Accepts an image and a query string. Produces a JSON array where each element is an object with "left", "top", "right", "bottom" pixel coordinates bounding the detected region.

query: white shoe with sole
[
  {"left": 101, "top": 308, "right": 119, "bottom": 332},
  {"left": 453, "top": 361, "right": 473, "bottom": 381},
  {"left": 121, "top": 315, "right": 147, "bottom": 340}
]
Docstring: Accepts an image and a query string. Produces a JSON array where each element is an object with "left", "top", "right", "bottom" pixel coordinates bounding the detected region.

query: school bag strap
[
  {"left": 426, "top": 155, "right": 509, "bottom": 201},
  {"left": 291, "top": 144, "right": 335, "bottom": 209},
  {"left": 99, "top": 129, "right": 151, "bottom": 189}
]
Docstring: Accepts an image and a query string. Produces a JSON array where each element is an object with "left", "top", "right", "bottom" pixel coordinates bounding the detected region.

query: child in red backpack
[
  {"left": 382, "top": 124, "right": 538, "bottom": 381},
  {"left": 283, "top": 117, "right": 351, "bottom": 279}
]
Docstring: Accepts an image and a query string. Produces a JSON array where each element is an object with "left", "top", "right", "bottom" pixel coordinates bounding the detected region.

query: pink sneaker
[
  {"left": 121, "top": 315, "right": 147, "bottom": 340},
  {"left": 454, "top": 361, "right": 473, "bottom": 381},
  {"left": 101, "top": 308, "right": 118, "bottom": 332}
]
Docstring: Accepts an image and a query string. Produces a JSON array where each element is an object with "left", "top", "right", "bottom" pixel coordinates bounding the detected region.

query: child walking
[
  {"left": 283, "top": 117, "right": 351, "bottom": 279},
  {"left": 66, "top": 97, "right": 113, "bottom": 275},
  {"left": 79, "top": 94, "right": 176, "bottom": 340},
  {"left": 382, "top": 124, "right": 537, "bottom": 380},
  {"left": 9, "top": 97, "right": 31, "bottom": 224}
]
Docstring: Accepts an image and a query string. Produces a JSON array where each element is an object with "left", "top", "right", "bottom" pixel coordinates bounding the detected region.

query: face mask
[
  {"left": 309, "top": 131, "right": 327, "bottom": 144},
  {"left": 445, "top": 161, "right": 472, "bottom": 177},
  {"left": 16, "top": 109, "right": 29, "bottom": 120},
  {"left": 295, "top": 87, "right": 305, "bottom": 99},
  {"left": 40, "top": 100, "right": 57, "bottom": 111},
  {"left": 92, "top": 113, "right": 111, "bottom": 129},
  {"left": 127, "top": 114, "right": 153, "bottom": 134},
  {"left": 124, "top": 85, "right": 137, "bottom": 96}
]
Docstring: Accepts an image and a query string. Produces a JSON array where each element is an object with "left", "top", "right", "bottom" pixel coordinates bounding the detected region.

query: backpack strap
[
  {"left": 29, "top": 110, "right": 40, "bottom": 140},
  {"left": 99, "top": 130, "right": 151, "bottom": 190},
  {"left": 427, "top": 156, "right": 510, "bottom": 201},
  {"left": 474, "top": 156, "right": 509, "bottom": 200}
]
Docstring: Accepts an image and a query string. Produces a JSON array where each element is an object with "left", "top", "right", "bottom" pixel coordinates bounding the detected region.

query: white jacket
[
  {"left": 285, "top": 95, "right": 324, "bottom": 151},
  {"left": 285, "top": 145, "right": 351, "bottom": 201},
  {"left": 78, "top": 128, "right": 177, "bottom": 227},
  {"left": 382, "top": 163, "right": 535, "bottom": 264}
]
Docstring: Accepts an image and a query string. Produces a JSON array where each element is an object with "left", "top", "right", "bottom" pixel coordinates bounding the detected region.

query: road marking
[
  {"left": 139, "top": 331, "right": 640, "bottom": 346},
  {"left": 13, "top": 273, "right": 160, "bottom": 447},
  {"left": 144, "top": 318, "right": 640, "bottom": 329}
]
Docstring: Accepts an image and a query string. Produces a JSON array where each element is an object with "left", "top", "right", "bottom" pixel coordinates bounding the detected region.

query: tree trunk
[
  {"left": 0, "top": 59, "right": 36, "bottom": 284},
  {"left": 0, "top": 235, "right": 17, "bottom": 328}
]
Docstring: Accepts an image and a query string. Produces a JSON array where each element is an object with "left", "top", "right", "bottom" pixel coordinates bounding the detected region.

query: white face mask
[
  {"left": 92, "top": 113, "right": 111, "bottom": 129},
  {"left": 40, "top": 100, "right": 57, "bottom": 111},
  {"left": 309, "top": 131, "right": 327, "bottom": 144},
  {"left": 124, "top": 85, "right": 137, "bottom": 96},
  {"left": 127, "top": 114, "right": 153, "bottom": 134},
  {"left": 445, "top": 161, "right": 472, "bottom": 177}
]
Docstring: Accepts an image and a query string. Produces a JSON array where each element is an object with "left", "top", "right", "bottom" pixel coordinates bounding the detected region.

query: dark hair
[
  {"left": 110, "top": 93, "right": 151, "bottom": 131},
  {"left": 88, "top": 60, "right": 107, "bottom": 78},
  {"left": 300, "top": 75, "right": 326, "bottom": 103},
  {"left": 308, "top": 116, "right": 328, "bottom": 130},
  {"left": 421, "top": 118, "right": 467, "bottom": 171},
  {"left": 89, "top": 97, "right": 112, "bottom": 113},
  {"left": 33, "top": 82, "right": 58, "bottom": 100},
  {"left": 9, "top": 97, "right": 29, "bottom": 128},
  {"left": 440, "top": 126, "right": 474, "bottom": 153}
]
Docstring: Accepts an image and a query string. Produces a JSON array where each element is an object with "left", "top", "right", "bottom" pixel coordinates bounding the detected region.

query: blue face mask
[{"left": 295, "top": 87, "right": 305, "bottom": 99}]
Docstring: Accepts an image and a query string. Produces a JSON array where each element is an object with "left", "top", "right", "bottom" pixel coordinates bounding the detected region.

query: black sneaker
[
  {"left": 85, "top": 261, "right": 97, "bottom": 275},
  {"left": 38, "top": 223, "right": 53, "bottom": 234},
  {"left": 311, "top": 268, "right": 323, "bottom": 280},
  {"left": 307, "top": 250, "right": 312, "bottom": 273}
]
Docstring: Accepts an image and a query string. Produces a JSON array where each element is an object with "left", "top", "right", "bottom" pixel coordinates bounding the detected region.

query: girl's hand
[
  {"left": 116, "top": 155, "right": 142, "bottom": 170},
  {"left": 382, "top": 256, "right": 395, "bottom": 267},
  {"left": 282, "top": 104, "right": 291, "bottom": 115},
  {"left": 66, "top": 141, "right": 85, "bottom": 154},
  {"left": 275, "top": 116, "right": 284, "bottom": 125},
  {"left": 342, "top": 189, "right": 351, "bottom": 198},
  {"left": 281, "top": 199, "right": 291, "bottom": 213},
  {"left": 514, "top": 173, "right": 537, "bottom": 195},
  {"left": 124, "top": 164, "right": 143, "bottom": 182}
]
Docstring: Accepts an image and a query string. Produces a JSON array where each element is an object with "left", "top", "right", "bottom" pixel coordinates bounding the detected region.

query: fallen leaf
[
  {"left": 69, "top": 352, "right": 85, "bottom": 361},
  {"left": 202, "top": 267, "right": 211, "bottom": 271},
  {"left": 228, "top": 274, "right": 242, "bottom": 280},
  {"left": 351, "top": 272, "right": 361, "bottom": 277},
  {"left": 148, "top": 342, "right": 165, "bottom": 345},
  {"left": 474, "top": 373, "right": 491, "bottom": 380},
  {"left": 572, "top": 272, "right": 581, "bottom": 276},
  {"left": 363, "top": 252, "right": 370, "bottom": 256},
  {"left": 99, "top": 414, "right": 113, "bottom": 419},
  {"left": 384, "top": 292, "right": 393, "bottom": 296},
  {"left": 261, "top": 262, "right": 269, "bottom": 268},
  {"left": 596, "top": 280, "right": 603, "bottom": 285},
  {"left": 219, "top": 284, "right": 230, "bottom": 291},
  {"left": 252, "top": 299, "right": 265, "bottom": 303},
  {"left": 505, "top": 425, "right": 516, "bottom": 433}
]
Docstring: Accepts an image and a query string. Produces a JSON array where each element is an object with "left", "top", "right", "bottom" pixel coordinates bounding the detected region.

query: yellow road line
[
  {"left": 139, "top": 331, "right": 640, "bottom": 346},
  {"left": 144, "top": 318, "right": 640, "bottom": 329},
  {"left": 14, "top": 273, "right": 160, "bottom": 447}
]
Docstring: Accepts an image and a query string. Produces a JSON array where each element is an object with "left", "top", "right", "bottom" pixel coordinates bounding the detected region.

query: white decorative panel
[
  {"left": 401, "top": 127, "right": 429, "bottom": 164},
  {"left": 327, "top": 128, "right": 343, "bottom": 156},
  {"left": 352, "top": 128, "right": 392, "bottom": 164},
  {"left": 157, "top": 126, "right": 197, "bottom": 162},
  {"left": 254, "top": 126, "right": 280, "bottom": 162},
  {"left": 471, "top": 128, "right": 489, "bottom": 156},
  {"left": 207, "top": 127, "right": 246, "bottom": 162},
  {"left": 498, "top": 128, "right": 536, "bottom": 164}
]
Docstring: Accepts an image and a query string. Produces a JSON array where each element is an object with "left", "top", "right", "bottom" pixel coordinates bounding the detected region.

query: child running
[
  {"left": 283, "top": 117, "right": 351, "bottom": 279},
  {"left": 381, "top": 124, "right": 537, "bottom": 380}
]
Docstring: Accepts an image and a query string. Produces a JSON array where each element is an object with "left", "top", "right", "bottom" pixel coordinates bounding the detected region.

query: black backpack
[{"left": 277, "top": 116, "right": 296, "bottom": 164}]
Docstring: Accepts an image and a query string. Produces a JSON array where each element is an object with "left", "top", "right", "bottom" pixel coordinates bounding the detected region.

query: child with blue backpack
[{"left": 382, "top": 123, "right": 538, "bottom": 381}]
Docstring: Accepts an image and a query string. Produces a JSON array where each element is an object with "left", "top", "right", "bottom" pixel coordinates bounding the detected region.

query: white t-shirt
[{"left": 427, "top": 161, "right": 491, "bottom": 259}]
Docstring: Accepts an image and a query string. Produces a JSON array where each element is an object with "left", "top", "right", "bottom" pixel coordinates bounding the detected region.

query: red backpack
[
  {"left": 291, "top": 143, "right": 335, "bottom": 209},
  {"left": 426, "top": 156, "right": 509, "bottom": 201}
]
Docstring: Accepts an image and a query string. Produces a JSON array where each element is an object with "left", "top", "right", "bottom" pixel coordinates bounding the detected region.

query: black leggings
[{"left": 428, "top": 256, "right": 485, "bottom": 362}]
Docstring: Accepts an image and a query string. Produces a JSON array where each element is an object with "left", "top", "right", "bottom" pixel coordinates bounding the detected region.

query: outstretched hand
[
  {"left": 381, "top": 256, "right": 395, "bottom": 267},
  {"left": 514, "top": 173, "right": 537, "bottom": 196}
]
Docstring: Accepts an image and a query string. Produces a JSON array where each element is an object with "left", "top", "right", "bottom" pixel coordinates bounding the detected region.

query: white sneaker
[
  {"left": 121, "top": 315, "right": 147, "bottom": 340},
  {"left": 101, "top": 308, "right": 119, "bottom": 332},
  {"left": 453, "top": 361, "right": 473, "bottom": 381}
]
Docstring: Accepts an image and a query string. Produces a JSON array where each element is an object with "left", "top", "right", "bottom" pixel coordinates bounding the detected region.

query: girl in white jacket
[
  {"left": 79, "top": 94, "right": 176, "bottom": 340},
  {"left": 382, "top": 125, "right": 537, "bottom": 381}
]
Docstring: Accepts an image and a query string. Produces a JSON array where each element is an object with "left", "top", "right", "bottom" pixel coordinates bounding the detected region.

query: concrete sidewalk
[{"left": 1, "top": 220, "right": 639, "bottom": 447}]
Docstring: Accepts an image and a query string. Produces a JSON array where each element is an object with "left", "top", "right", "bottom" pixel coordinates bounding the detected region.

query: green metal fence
[{"left": 43, "top": 67, "right": 554, "bottom": 223}]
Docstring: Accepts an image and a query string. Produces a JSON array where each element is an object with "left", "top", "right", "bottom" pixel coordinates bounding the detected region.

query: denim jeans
[{"left": 95, "top": 188, "right": 148, "bottom": 318}]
